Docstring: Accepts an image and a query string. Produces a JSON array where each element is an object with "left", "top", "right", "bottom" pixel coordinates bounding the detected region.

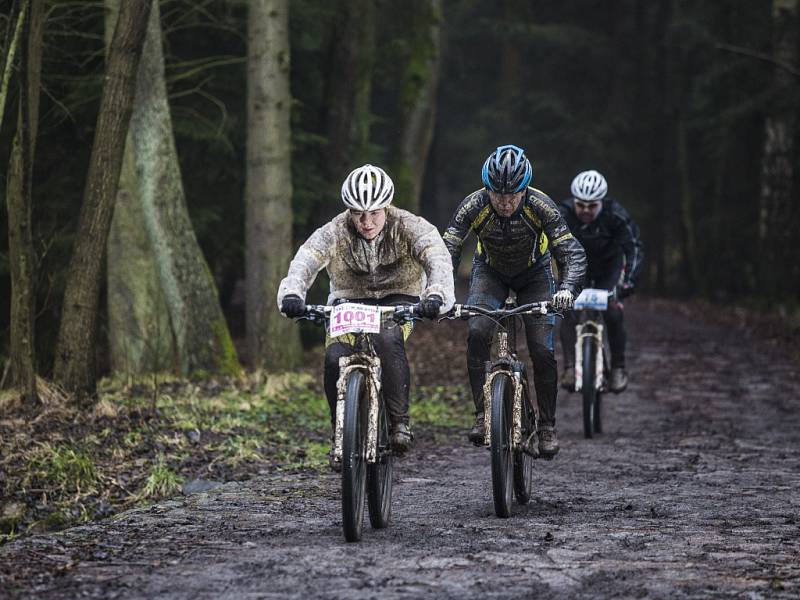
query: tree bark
[
  {"left": 245, "top": 0, "right": 302, "bottom": 371},
  {"left": 0, "top": 0, "right": 28, "bottom": 135},
  {"left": 107, "top": 3, "right": 240, "bottom": 377},
  {"left": 395, "top": 0, "right": 442, "bottom": 213},
  {"left": 53, "top": 0, "right": 154, "bottom": 401},
  {"left": 758, "top": 0, "right": 797, "bottom": 296},
  {"left": 317, "top": 0, "right": 376, "bottom": 224},
  {"left": 4, "top": 0, "right": 42, "bottom": 403}
]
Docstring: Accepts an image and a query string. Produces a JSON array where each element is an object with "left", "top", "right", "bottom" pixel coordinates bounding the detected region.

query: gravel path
[{"left": 2, "top": 301, "right": 799, "bottom": 599}]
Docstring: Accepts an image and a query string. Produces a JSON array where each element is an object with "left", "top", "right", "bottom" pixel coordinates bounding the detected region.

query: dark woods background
[{"left": 1, "top": 0, "right": 798, "bottom": 375}]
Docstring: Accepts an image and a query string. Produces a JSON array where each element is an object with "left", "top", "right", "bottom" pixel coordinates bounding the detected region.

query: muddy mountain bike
[
  {"left": 442, "top": 298, "right": 556, "bottom": 518},
  {"left": 299, "top": 302, "right": 418, "bottom": 542},
  {"left": 572, "top": 288, "right": 614, "bottom": 439}
]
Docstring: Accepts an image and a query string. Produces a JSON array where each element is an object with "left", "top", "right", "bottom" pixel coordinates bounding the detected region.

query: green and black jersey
[{"left": 444, "top": 187, "right": 587, "bottom": 293}]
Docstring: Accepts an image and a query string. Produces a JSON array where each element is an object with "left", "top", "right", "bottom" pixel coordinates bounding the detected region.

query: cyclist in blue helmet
[{"left": 444, "top": 145, "right": 587, "bottom": 457}]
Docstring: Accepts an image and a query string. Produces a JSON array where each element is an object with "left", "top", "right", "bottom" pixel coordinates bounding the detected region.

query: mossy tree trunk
[
  {"left": 106, "top": 2, "right": 240, "bottom": 378},
  {"left": 245, "top": 0, "right": 301, "bottom": 371},
  {"left": 53, "top": 0, "right": 153, "bottom": 402},
  {"left": 4, "top": 0, "right": 42, "bottom": 403},
  {"left": 317, "top": 0, "right": 376, "bottom": 225},
  {"left": 394, "top": 0, "right": 442, "bottom": 212}
]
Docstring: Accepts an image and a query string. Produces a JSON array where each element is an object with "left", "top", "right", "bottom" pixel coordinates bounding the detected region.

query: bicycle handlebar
[
  {"left": 300, "top": 303, "right": 419, "bottom": 324},
  {"left": 441, "top": 302, "right": 557, "bottom": 321}
]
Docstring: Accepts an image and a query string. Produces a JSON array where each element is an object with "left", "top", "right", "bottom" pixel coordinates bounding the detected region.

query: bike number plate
[
  {"left": 575, "top": 288, "right": 609, "bottom": 311},
  {"left": 329, "top": 303, "right": 381, "bottom": 337}
]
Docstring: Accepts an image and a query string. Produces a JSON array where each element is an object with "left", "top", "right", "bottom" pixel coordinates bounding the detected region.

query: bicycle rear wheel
[
  {"left": 366, "top": 397, "right": 393, "bottom": 529},
  {"left": 513, "top": 383, "right": 534, "bottom": 504},
  {"left": 582, "top": 339, "right": 597, "bottom": 439},
  {"left": 490, "top": 373, "right": 513, "bottom": 518},
  {"left": 342, "top": 370, "right": 368, "bottom": 542}
]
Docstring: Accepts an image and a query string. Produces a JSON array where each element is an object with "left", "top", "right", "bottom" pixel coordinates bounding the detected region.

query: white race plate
[
  {"left": 574, "top": 288, "right": 609, "bottom": 311},
  {"left": 329, "top": 303, "right": 382, "bottom": 337}
]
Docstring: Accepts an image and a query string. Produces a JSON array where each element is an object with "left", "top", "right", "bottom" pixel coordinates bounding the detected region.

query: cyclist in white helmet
[
  {"left": 558, "top": 169, "right": 644, "bottom": 393},
  {"left": 277, "top": 164, "right": 455, "bottom": 465}
]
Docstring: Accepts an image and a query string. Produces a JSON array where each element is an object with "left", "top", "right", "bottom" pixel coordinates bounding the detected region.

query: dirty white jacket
[{"left": 277, "top": 207, "right": 455, "bottom": 312}]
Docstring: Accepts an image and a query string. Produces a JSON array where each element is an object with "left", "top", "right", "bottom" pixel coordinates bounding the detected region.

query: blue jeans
[{"left": 466, "top": 260, "right": 558, "bottom": 427}]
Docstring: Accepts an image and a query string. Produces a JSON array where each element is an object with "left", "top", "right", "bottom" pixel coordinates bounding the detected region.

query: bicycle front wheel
[
  {"left": 582, "top": 339, "right": 597, "bottom": 439},
  {"left": 342, "top": 370, "right": 368, "bottom": 542},
  {"left": 366, "top": 396, "right": 393, "bottom": 529},
  {"left": 490, "top": 373, "right": 514, "bottom": 518},
  {"left": 513, "top": 383, "right": 534, "bottom": 504}
]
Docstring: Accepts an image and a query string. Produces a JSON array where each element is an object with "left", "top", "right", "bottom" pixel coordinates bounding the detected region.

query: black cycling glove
[
  {"left": 280, "top": 294, "right": 306, "bottom": 318},
  {"left": 618, "top": 282, "right": 635, "bottom": 299},
  {"left": 418, "top": 295, "right": 443, "bottom": 319}
]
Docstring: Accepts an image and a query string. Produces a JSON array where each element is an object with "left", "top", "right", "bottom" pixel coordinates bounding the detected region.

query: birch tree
[{"left": 245, "top": 0, "right": 301, "bottom": 371}]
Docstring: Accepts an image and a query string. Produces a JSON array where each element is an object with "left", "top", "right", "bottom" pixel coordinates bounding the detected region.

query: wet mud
[{"left": 2, "top": 301, "right": 799, "bottom": 599}]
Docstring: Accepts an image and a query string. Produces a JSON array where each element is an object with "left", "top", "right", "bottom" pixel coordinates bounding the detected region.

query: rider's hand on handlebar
[
  {"left": 418, "top": 295, "right": 443, "bottom": 319},
  {"left": 552, "top": 289, "right": 574, "bottom": 311},
  {"left": 280, "top": 294, "right": 306, "bottom": 318}
]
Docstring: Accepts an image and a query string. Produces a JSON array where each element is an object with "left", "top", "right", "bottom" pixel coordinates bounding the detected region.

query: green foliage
[
  {"left": 141, "top": 455, "right": 184, "bottom": 499},
  {"left": 25, "top": 443, "right": 98, "bottom": 495}
]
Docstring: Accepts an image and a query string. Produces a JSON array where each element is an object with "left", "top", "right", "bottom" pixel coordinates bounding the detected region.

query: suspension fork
[
  {"left": 574, "top": 320, "right": 605, "bottom": 392},
  {"left": 334, "top": 353, "right": 382, "bottom": 464}
]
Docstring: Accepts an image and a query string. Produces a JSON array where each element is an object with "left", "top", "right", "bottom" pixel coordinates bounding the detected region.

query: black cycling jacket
[
  {"left": 444, "top": 187, "right": 587, "bottom": 294},
  {"left": 558, "top": 197, "right": 643, "bottom": 284}
]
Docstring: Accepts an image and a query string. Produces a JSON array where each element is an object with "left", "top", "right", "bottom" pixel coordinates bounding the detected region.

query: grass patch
[
  {"left": 141, "top": 456, "right": 184, "bottom": 499},
  {"left": 411, "top": 385, "right": 471, "bottom": 428}
]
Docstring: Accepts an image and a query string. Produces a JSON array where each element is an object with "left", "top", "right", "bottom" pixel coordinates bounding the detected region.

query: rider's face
[
  {"left": 488, "top": 190, "right": 524, "bottom": 217},
  {"left": 349, "top": 208, "right": 387, "bottom": 240},
  {"left": 574, "top": 199, "right": 602, "bottom": 224}
]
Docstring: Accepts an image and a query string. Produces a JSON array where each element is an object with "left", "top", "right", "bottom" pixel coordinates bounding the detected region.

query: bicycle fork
[
  {"left": 481, "top": 368, "right": 533, "bottom": 452},
  {"left": 574, "top": 322, "right": 605, "bottom": 392},
  {"left": 334, "top": 355, "right": 382, "bottom": 464}
]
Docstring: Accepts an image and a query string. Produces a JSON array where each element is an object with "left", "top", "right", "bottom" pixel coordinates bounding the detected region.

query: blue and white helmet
[
  {"left": 571, "top": 170, "right": 608, "bottom": 201},
  {"left": 341, "top": 164, "right": 394, "bottom": 211},
  {"left": 482, "top": 145, "right": 533, "bottom": 193}
]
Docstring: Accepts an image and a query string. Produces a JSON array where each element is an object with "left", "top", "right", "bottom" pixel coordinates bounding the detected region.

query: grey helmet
[
  {"left": 481, "top": 145, "right": 533, "bottom": 193},
  {"left": 571, "top": 170, "right": 608, "bottom": 201},
  {"left": 341, "top": 164, "right": 394, "bottom": 211}
]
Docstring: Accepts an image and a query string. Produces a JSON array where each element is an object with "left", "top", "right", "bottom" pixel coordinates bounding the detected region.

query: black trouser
[
  {"left": 466, "top": 260, "right": 558, "bottom": 427},
  {"left": 560, "top": 257, "right": 626, "bottom": 369},
  {"left": 323, "top": 295, "right": 416, "bottom": 429}
]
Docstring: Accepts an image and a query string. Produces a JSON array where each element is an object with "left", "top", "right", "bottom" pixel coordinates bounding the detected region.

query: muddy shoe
[
  {"left": 560, "top": 366, "right": 576, "bottom": 392},
  {"left": 609, "top": 368, "right": 628, "bottom": 393},
  {"left": 538, "top": 426, "right": 559, "bottom": 459},
  {"left": 328, "top": 434, "right": 341, "bottom": 472},
  {"left": 390, "top": 422, "right": 414, "bottom": 454},
  {"left": 468, "top": 413, "right": 485, "bottom": 446}
]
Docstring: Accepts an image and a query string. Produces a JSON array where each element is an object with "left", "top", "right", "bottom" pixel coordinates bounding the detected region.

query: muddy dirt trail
[{"left": 2, "top": 301, "right": 799, "bottom": 599}]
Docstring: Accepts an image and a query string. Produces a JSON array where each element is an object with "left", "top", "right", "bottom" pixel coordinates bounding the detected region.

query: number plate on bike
[
  {"left": 574, "top": 288, "right": 609, "bottom": 311},
  {"left": 329, "top": 303, "right": 381, "bottom": 337}
]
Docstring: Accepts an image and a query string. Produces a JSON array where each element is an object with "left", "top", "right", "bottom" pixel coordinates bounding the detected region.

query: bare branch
[{"left": 716, "top": 42, "right": 800, "bottom": 79}]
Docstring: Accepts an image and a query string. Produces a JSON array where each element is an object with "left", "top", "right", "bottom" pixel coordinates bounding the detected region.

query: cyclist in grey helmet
[
  {"left": 443, "top": 145, "right": 587, "bottom": 457},
  {"left": 278, "top": 164, "right": 455, "bottom": 466},
  {"left": 558, "top": 169, "right": 644, "bottom": 393}
]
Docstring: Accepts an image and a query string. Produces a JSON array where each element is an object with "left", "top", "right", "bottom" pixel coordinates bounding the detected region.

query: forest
[
  {"left": 0, "top": 0, "right": 797, "bottom": 398},
  {"left": 0, "top": 0, "right": 799, "bottom": 558}
]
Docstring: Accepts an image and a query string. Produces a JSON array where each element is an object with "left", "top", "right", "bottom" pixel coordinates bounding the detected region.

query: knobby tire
[
  {"left": 582, "top": 339, "right": 597, "bottom": 439},
  {"left": 366, "top": 395, "right": 393, "bottom": 529},
  {"left": 342, "top": 370, "right": 367, "bottom": 542},
  {"left": 491, "top": 373, "right": 514, "bottom": 518},
  {"left": 513, "top": 383, "right": 534, "bottom": 504}
]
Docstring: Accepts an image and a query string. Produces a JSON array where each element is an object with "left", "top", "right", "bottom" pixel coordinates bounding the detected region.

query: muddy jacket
[
  {"left": 558, "top": 197, "right": 643, "bottom": 284},
  {"left": 443, "top": 188, "right": 587, "bottom": 294},
  {"left": 277, "top": 206, "right": 455, "bottom": 311}
]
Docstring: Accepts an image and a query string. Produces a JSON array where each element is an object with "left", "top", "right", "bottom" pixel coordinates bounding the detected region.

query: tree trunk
[
  {"left": 53, "top": 0, "right": 154, "bottom": 401},
  {"left": 4, "top": 0, "right": 42, "bottom": 403},
  {"left": 245, "top": 0, "right": 301, "bottom": 371},
  {"left": 395, "top": 0, "right": 442, "bottom": 213},
  {"left": 107, "top": 3, "right": 240, "bottom": 377},
  {"left": 0, "top": 0, "right": 28, "bottom": 134},
  {"left": 758, "top": 0, "right": 797, "bottom": 297},
  {"left": 317, "top": 0, "right": 376, "bottom": 224}
]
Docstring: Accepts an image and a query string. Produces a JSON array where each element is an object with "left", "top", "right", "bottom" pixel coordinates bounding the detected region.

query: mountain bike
[
  {"left": 442, "top": 298, "right": 556, "bottom": 518},
  {"left": 299, "top": 302, "right": 418, "bottom": 542},
  {"left": 572, "top": 288, "right": 614, "bottom": 438}
]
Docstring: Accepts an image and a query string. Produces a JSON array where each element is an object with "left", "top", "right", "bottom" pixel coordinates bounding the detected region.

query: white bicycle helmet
[
  {"left": 571, "top": 170, "right": 608, "bottom": 201},
  {"left": 341, "top": 164, "right": 394, "bottom": 211}
]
